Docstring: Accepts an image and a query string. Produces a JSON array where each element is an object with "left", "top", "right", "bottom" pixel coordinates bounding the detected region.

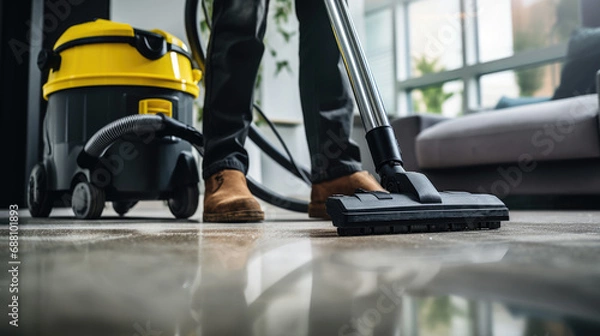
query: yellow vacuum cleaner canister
[
  {"left": 29, "top": 19, "right": 202, "bottom": 219},
  {"left": 41, "top": 19, "right": 202, "bottom": 99}
]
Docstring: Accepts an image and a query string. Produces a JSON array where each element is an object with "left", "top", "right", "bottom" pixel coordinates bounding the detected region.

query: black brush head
[{"left": 326, "top": 191, "right": 509, "bottom": 236}]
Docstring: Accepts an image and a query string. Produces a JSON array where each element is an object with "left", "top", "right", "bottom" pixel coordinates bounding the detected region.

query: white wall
[
  {"left": 111, "top": 0, "right": 189, "bottom": 43},
  {"left": 260, "top": 0, "right": 366, "bottom": 122}
]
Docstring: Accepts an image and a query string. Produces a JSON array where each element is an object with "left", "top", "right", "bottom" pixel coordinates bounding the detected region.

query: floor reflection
[
  {"left": 3, "top": 213, "right": 600, "bottom": 336},
  {"left": 179, "top": 226, "right": 599, "bottom": 336}
]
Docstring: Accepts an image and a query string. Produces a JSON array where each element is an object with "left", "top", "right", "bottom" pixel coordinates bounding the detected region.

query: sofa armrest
[
  {"left": 390, "top": 113, "right": 449, "bottom": 171},
  {"left": 596, "top": 69, "right": 600, "bottom": 106}
]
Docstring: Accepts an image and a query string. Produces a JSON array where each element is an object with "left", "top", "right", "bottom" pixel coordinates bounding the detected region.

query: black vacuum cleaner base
[{"left": 326, "top": 191, "right": 509, "bottom": 236}]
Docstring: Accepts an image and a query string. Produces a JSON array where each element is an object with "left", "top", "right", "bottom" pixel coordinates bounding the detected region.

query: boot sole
[
  {"left": 203, "top": 210, "right": 265, "bottom": 223},
  {"left": 308, "top": 202, "right": 331, "bottom": 220}
]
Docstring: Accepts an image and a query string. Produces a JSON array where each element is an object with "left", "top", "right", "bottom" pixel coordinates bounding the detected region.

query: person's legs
[
  {"left": 295, "top": 0, "right": 384, "bottom": 218},
  {"left": 203, "top": 0, "right": 270, "bottom": 178},
  {"left": 202, "top": 0, "right": 270, "bottom": 222},
  {"left": 295, "top": 0, "right": 362, "bottom": 184}
]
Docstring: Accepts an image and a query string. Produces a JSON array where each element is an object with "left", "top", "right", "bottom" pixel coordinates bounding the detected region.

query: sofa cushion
[
  {"left": 391, "top": 113, "right": 448, "bottom": 171},
  {"left": 416, "top": 94, "right": 600, "bottom": 169}
]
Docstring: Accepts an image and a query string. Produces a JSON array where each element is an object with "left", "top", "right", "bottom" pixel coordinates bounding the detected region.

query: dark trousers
[{"left": 202, "top": 0, "right": 363, "bottom": 183}]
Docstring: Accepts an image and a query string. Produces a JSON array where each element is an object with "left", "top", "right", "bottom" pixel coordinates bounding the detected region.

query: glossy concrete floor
[{"left": 1, "top": 203, "right": 600, "bottom": 336}]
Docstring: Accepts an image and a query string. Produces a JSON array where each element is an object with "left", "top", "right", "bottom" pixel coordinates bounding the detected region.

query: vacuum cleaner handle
[
  {"left": 323, "top": 0, "right": 508, "bottom": 235},
  {"left": 324, "top": 0, "right": 406, "bottom": 172},
  {"left": 324, "top": 0, "right": 391, "bottom": 132},
  {"left": 324, "top": 0, "right": 443, "bottom": 203}
]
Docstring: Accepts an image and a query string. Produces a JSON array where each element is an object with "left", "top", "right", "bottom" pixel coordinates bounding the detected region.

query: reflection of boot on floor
[
  {"left": 203, "top": 170, "right": 265, "bottom": 223},
  {"left": 309, "top": 171, "right": 385, "bottom": 219}
]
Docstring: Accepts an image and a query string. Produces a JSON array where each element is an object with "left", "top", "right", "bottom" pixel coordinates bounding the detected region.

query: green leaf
[
  {"left": 200, "top": 21, "right": 209, "bottom": 33},
  {"left": 275, "top": 61, "right": 292, "bottom": 75},
  {"left": 277, "top": 28, "right": 296, "bottom": 43},
  {"left": 273, "top": 7, "right": 288, "bottom": 25}
]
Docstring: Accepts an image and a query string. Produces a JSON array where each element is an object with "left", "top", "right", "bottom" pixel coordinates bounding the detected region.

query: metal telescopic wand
[{"left": 323, "top": 0, "right": 391, "bottom": 132}]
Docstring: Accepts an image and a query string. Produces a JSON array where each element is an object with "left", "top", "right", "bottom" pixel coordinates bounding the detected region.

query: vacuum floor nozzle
[{"left": 327, "top": 191, "right": 509, "bottom": 236}]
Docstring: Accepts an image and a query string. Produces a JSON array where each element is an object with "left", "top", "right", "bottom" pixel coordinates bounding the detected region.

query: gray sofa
[
  {"left": 391, "top": 93, "right": 600, "bottom": 208},
  {"left": 390, "top": 27, "right": 600, "bottom": 208}
]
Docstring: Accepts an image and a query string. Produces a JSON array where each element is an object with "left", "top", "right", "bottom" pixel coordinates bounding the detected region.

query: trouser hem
[
  {"left": 311, "top": 163, "right": 363, "bottom": 184},
  {"left": 202, "top": 159, "right": 247, "bottom": 180}
]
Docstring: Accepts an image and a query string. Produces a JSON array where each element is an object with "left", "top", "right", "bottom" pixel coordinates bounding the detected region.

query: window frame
[{"left": 364, "top": 0, "right": 578, "bottom": 116}]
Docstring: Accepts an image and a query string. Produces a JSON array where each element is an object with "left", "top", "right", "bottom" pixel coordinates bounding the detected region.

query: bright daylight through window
[{"left": 364, "top": 0, "right": 581, "bottom": 116}]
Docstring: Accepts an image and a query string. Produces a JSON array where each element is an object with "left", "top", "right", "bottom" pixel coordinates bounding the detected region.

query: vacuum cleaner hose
[
  {"left": 77, "top": 114, "right": 165, "bottom": 168},
  {"left": 249, "top": 125, "right": 311, "bottom": 184},
  {"left": 247, "top": 176, "right": 309, "bottom": 213},
  {"left": 184, "top": 0, "right": 206, "bottom": 73},
  {"left": 78, "top": 114, "right": 309, "bottom": 213}
]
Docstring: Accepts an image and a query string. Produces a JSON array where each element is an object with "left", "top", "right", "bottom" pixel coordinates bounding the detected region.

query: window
[
  {"left": 412, "top": 80, "right": 464, "bottom": 117},
  {"left": 478, "top": 0, "right": 581, "bottom": 62},
  {"left": 409, "top": 0, "right": 463, "bottom": 75},
  {"left": 366, "top": 8, "right": 396, "bottom": 112},
  {"left": 363, "top": 0, "right": 580, "bottom": 117},
  {"left": 480, "top": 63, "right": 562, "bottom": 108},
  {"left": 415, "top": 296, "right": 471, "bottom": 336}
]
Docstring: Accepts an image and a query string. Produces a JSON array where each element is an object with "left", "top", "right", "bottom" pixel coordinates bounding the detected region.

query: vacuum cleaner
[
  {"left": 29, "top": 16, "right": 308, "bottom": 220},
  {"left": 28, "top": 19, "right": 203, "bottom": 219},
  {"left": 321, "top": 0, "right": 509, "bottom": 235},
  {"left": 29, "top": 0, "right": 509, "bottom": 236}
]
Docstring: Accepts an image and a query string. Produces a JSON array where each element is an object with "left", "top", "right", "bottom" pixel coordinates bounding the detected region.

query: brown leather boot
[
  {"left": 203, "top": 170, "right": 265, "bottom": 223},
  {"left": 309, "top": 171, "right": 385, "bottom": 219}
]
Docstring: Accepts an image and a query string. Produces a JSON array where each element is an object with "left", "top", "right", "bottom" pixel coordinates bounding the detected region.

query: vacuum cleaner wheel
[
  {"left": 28, "top": 164, "right": 53, "bottom": 218},
  {"left": 72, "top": 181, "right": 106, "bottom": 219},
  {"left": 112, "top": 201, "right": 138, "bottom": 217},
  {"left": 168, "top": 183, "right": 200, "bottom": 219}
]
